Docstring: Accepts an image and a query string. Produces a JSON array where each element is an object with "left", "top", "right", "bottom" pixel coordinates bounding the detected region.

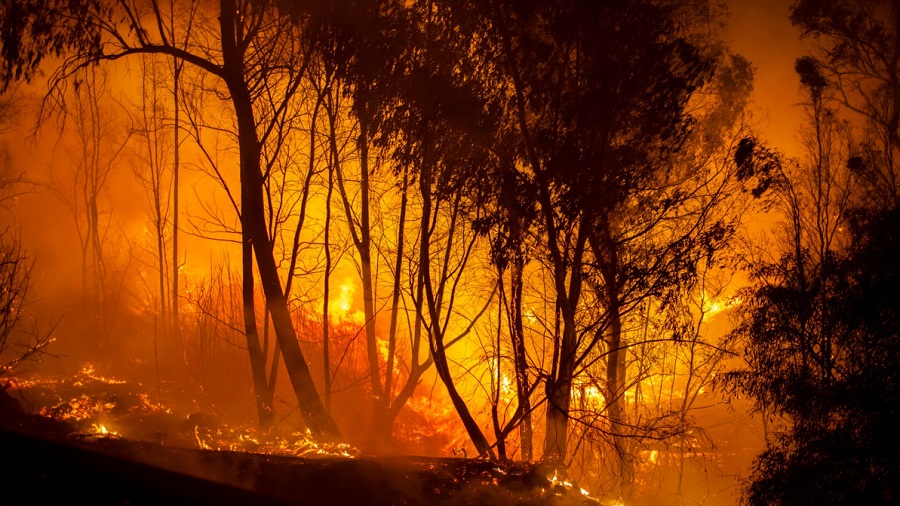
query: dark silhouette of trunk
[
  {"left": 592, "top": 225, "right": 630, "bottom": 480},
  {"left": 266, "top": 83, "right": 325, "bottom": 408},
  {"left": 356, "top": 112, "right": 382, "bottom": 409},
  {"left": 171, "top": 55, "right": 181, "bottom": 346},
  {"left": 220, "top": 0, "right": 340, "bottom": 441},
  {"left": 322, "top": 143, "right": 334, "bottom": 410},
  {"left": 242, "top": 239, "right": 274, "bottom": 428},
  {"left": 492, "top": 199, "right": 534, "bottom": 461},
  {"left": 332, "top": 92, "right": 384, "bottom": 435},
  {"left": 542, "top": 211, "right": 587, "bottom": 463},
  {"left": 378, "top": 163, "right": 410, "bottom": 444},
  {"left": 508, "top": 250, "right": 533, "bottom": 461},
  {"left": 544, "top": 309, "right": 578, "bottom": 462},
  {"left": 418, "top": 156, "right": 495, "bottom": 459}
]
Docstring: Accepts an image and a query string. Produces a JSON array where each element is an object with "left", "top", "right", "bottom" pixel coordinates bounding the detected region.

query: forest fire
[
  {"left": 8, "top": 363, "right": 362, "bottom": 459},
  {"left": 1, "top": 0, "right": 899, "bottom": 504}
]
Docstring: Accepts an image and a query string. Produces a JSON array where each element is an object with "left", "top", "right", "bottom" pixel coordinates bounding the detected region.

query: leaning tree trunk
[
  {"left": 419, "top": 157, "right": 494, "bottom": 459},
  {"left": 242, "top": 238, "right": 275, "bottom": 428},
  {"left": 220, "top": 0, "right": 340, "bottom": 442}
]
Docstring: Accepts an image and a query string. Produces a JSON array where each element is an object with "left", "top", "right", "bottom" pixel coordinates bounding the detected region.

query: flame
[
  {"left": 547, "top": 471, "right": 592, "bottom": 498},
  {"left": 190, "top": 423, "right": 359, "bottom": 458},
  {"left": 572, "top": 378, "right": 606, "bottom": 410},
  {"left": 75, "top": 363, "right": 126, "bottom": 385},
  {"left": 523, "top": 307, "right": 537, "bottom": 325},
  {"left": 90, "top": 423, "right": 119, "bottom": 437},
  {"left": 701, "top": 291, "right": 742, "bottom": 317},
  {"left": 329, "top": 277, "right": 365, "bottom": 324},
  {"left": 40, "top": 395, "right": 117, "bottom": 422}
]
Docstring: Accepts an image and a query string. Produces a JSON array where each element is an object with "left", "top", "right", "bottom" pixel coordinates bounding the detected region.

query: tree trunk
[
  {"left": 419, "top": 155, "right": 494, "bottom": 459},
  {"left": 171, "top": 55, "right": 181, "bottom": 345},
  {"left": 322, "top": 150, "right": 334, "bottom": 410},
  {"left": 356, "top": 113, "right": 383, "bottom": 408},
  {"left": 605, "top": 300, "right": 632, "bottom": 486},
  {"left": 507, "top": 216, "right": 533, "bottom": 461},
  {"left": 242, "top": 238, "right": 274, "bottom": 428},
  {"left": 379, "top": 163, "right": 410, "bottom": 445},
  {"left": 543, "top": 311, "right": 577, "bottom": 461},
  {"left": 541, "top": 213, "right": 587, "bottom": 463},
  {"left": 593, "top": 223, "right": 632, "bottom": 490},
  {"left": 220, "top": 0, "right": 340, "bottom": 441}
]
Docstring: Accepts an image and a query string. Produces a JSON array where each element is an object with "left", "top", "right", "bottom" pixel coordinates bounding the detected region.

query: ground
[{"left": 0, "top": 387, "right": 595, "bottom": 505}]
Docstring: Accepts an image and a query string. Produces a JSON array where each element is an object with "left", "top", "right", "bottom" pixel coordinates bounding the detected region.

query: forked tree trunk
[
  {"left": 593, "top": 225, "right": 632, "bottom": 490},
  {"left": 220, "top": 0, "right": 340, "bottom": 442},
  {"left": 356, "top": 114, "right": 383, "bottom": 408},
  {"left": 543, "top": 311, "right": 577, "bottom": 462},
  {"left": 541, "top": 214, "right": 587, "bottom": 463},
  {"left": 419, "top": 158, "right": 494, "bottom": 459},
  {"left": 333, "top": 99, "right": 385, "bottom": 436}
]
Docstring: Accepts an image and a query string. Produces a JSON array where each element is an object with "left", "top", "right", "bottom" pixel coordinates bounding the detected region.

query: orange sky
[{"left": 725, "top": 0, "right": 812, "bottom": 158}]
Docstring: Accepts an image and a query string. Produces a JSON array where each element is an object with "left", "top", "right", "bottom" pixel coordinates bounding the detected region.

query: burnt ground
[{"left": 0, "top": 390, "right": 595, "bottom": 506}]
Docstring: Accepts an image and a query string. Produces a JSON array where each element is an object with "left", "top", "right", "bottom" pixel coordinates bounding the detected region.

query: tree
[
  {"left": 0, "top": 0, "right": 340, "bottom": 441},
  {"left": 454, "top": 0, "right": 721, "bottom": 465},
  {"left": 132, "top": 53, "right": 175, "bottom": 397},
  {"left": 307, "top": 0, "right": 502, "bottom": 452},
  {"left": 53, "top": 67, "right": 131, "bottom": 350},
  {"left": 306, "top": 0, "right": 418, "bottom": 445},
  {"left": 726, "top": 18, "right": 900, "bottom": 500},
  {"left": 0, "top": 94, "right": 53, "bottom": 377},
  {"left": 0, "top": 230, "right": 54, "bottom": 377},
  {"left": 728, "top": 208, "right": 900, "bottom": 505},
  {"left": 791, "top": 0, "right": 899, "bottom": 208}
]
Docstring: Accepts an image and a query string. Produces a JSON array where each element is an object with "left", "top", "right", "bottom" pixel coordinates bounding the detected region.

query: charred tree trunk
[
  {"left": 220, "top": 0, "right": 340, "bottom": 441},
  {"left": 593, "top": 224, "right": 632, "bottom": 490},
  {"left": 541, "top": 210, "right": 587, "bottom": 463},
  {"left": 379, "top": 163, "right": 410, "bottom": 444},
  {"left": 332, "top": 91, "right": 388, "bottom": 442},
  {"left": 507, "top": 215, "right": 533, "bottom": 461},
  {"left": 171, "top": 55, "right": 181, "bottom": 345},
  {"left": 356, "top": 111, "right": 383, "bottom": 410},
  {"left": 419, "top": 156, "right": 494, "bottom": 460},
  {"left": 242, "top": 238, "right": 274, "bottom": 428},
  {"left": 322, "top": 146, "right": 334, "bottom": 411},
  {"left": 543, "top": 309, "right": 578, "bottom": 462}
]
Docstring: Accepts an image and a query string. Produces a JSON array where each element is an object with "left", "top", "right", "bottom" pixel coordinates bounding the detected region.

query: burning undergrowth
[
  {"left": 1, "top": 362, "right": 597, "bottom": 505},
  {"left": 5, "top": 362, "right": 360, "bottom": 459}
]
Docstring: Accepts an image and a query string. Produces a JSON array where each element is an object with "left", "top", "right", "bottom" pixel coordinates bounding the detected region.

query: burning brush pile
[{"left": 1, "top": 363, "right": 596, "bottom": 505}]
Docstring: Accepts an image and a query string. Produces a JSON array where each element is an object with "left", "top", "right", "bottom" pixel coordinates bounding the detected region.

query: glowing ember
[
  {"left": 548, "top": 471, "right": 593, "bottom": 499},
  {"left": 137, "top": 393, "right": 171, "bottom": 414},
  {"left": 75, "top": 363, "right": 127, "bottom": 386},
  {"left": 40, "top": 395, "right": 117, "bottom": 422},
  {"left": 191, "top": 423, "right": 360, "bottom": 458},
  {"left": 89, "top": 423, "right": 119, "bottom": 437}
]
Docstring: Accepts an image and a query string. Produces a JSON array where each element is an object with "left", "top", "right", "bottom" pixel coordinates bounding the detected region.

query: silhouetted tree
[
  {"left": 728, "top": 207, "right": 900, "bottom": 505},
  {"left": 453, "top": 0, "right": 722, "bottom": 465},
  {"left": 55, "top": 67, "right": 131, "bottom": 350},
  {"left": 791, "top": 0, "right": 899, "bottom": 208},
  {"left": 0, "top": 0, "right": 341, "bottom": 441},
  {"left": 0, "top": 99, "right": 53, "bottom": 376},
  {"left": 726, "top": 6, "right": 900, "bottom": 500}
]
